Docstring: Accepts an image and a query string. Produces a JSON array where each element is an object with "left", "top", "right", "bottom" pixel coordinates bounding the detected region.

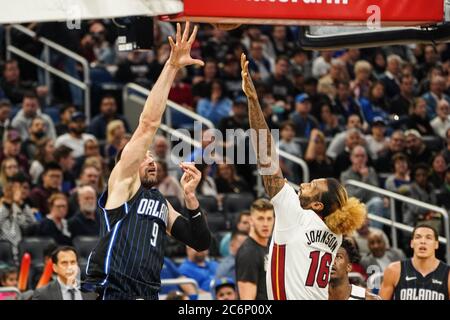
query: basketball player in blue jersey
[
  {"left": 82, "top": 22, "right": 211, "bottom": 300},
  {"left": 380, "top": 225, "right": 449, "bottom": 300}
]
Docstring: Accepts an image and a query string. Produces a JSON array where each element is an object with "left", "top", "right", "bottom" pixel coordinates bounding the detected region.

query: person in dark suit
[{"left": 32, "top": 246, "right": 97, "bottom": 300}]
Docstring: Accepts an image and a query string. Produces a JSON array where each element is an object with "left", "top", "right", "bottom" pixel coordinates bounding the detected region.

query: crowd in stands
[{"left": 1, "top": 20, "right": 450, "bottom": 299}]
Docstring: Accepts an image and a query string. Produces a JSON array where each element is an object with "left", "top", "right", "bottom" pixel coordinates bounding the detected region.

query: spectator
[
  {"left": 359, "top": 81, "right": 390, "bottom": 124},
  {"left": 265, "top": 56, "right": 295, "bottom": 104},
  {"left": 216, "top": 230, "right": 248, "bottom": 281},
  {"left": 429, "top": 153, "right": 447, "bottom": 189},
  {"left": 0, "top": 266, "right": 18, "bottom": 288},
  {"left": 104, "top": 119, "right": 126, "bottom": 162},
  {"left": 155, "top": 160, "right": 184, "bottom": 205},
  {"left": 333, "top": 81, "right": 364, "bottom": 121},
  {"left": 365, "top": 117, "right": 389, "bottom": 160},
  {"left": 55, "top": 112, "right": 96, "bottom": 158},
  {"left": 192, "top": 60, "right": 218, "bottom": 102},
  {"left": 68, "top": 164, "right": 102, "bottom": 215},
  {"left": 32, "top": 246, "right": 96, "bottom": 300},
  {"left": 53, "top": 146, "right": 76, "bottom": 195},
  {"left": 68, "top": 185, "right": 99, "bottom": 239},
  {"left": 305, "top": 129, "right": 335, "bottom": 180},
  {"left": 160, "top": 257, "right": 197, "bottom": 298},
  {"left": 73, "top": 138, "right": 103, "bottom": 178},
  {"left": 318, "top": 59, "right": 347, "bottom": 102},
  {"left": 334, "top": 128, "right": 364, "bottom": 177},
  {"left": 215, "top": 163, "right": 251, "bottom": 195},
  {"left": 30, "top": 162, "right": 63, "bottom": 215},
  {"left": 168, "top": 67, "right": 194, "bottom": 110},
  {"left": 197, "top": 80, "right": 232, "bottom": 126},
  {"left": 219, "top": 210, "right": 251, "bottom": 257},
  {"left": 55, "top": 104, "right": 76, "bottom": 136},
  {"left": 278, "top": 121, "right": 302, "bottom": 183},
  {"left": 403, "top": 164, "right": 439, "bottom": 228},
  {"left": 404, "top": 129, "right": 433, "bottom": 166},
  {"left": 351, "top": 60, "right": 373, "bottom": 99},
  {"left": 430, "top": 99, "right": 450, "bottom": 139},
  {"left": 0, "top": 60, "right": 47, "bottom": 104},
  {"left": 352, "top": 218, "right": 390, "bottom": 257},
  {"left": 211, "top": 277, "right": 238, "bottom": 300},
  {"left": 247, "top": 41, "right": 272, "bottom": 82},
  {"left": 236, "top": 199, "right": 274, "bottom": 300},
  {"left": 221, "top": 57, "right": 242, "bottom": 100},
  {"left": 384, "top": 153, "right": 411, "bottom": 195},
  {"left": 442, "top": 128, "right": 450, "bottom": 164},
  {"left": 29, "top": 138, "right": 55, "bottom": 185},
  {"left": 0, "top": 157, "right": 19, "bottom": 189},
  {"left": 11, "top": 92, "right": 56, "bottom": 140},
  {"left": 361, "top": 230, "right": 405, "bottom": 273},
  {"left": 152, "top": 135, "right": 178, "bottom": 179},
  {"left": 0, "top": 176, "right": 36, "bottom": 262},
  {"left": 178, "top": 246, "right": 218, "bottom": 293},
  {"left": 115, "top": 51, "right": 152, "bottom": 87},
  {"left": 37, "top": 193, "right": 72, "bottom": 245},
  {"left": 0, "top": 129, "right": 29, "bottom": 173},
  {"left": 390, "top": 75, "right": 415, "bottom": 118},
  {"left": 406, "top": 98, "right": 434, "bottom": 136},
  {"left": 217, "top": 98, "right": 249, "bottom": 135},
  {"left": 318, "top": 102, "right": 343, "bottom": 137},
  {"left": 380, "top": 54, "right": 402, "bottom": 99},
  {"left": 195, "top": 163, "right": 219, "bottom": 199},
  {"left": 436, "top": 165, "right": 450, "bottom": 211},
  {"left": 375, "top": 130, "right": 406, "bottom": 173},
  {"left": 340, "top": 146, "right": 386, "bottom": 229},
  {"left": 422, "top": 75, "right": 450, "bottom": 118},
  {"left": 290, "top": 48, "right": 313, "bottom": 80},
  {"left": 87, "top": 95, "right": 130, "bottom": 141},
  {"left": 21, "top": 116, "right": 49, "bottom": 160},
  {"left": 290, "top": 93, "right": 319, "bottom": 139},
  {"left": 80, "top": 21, "right": 114, "bottom": 65},
  {"left": 326, "top": 114, "right": 364, "bottom": 159},
  {"left": 371, "top": 50, "right": 386, "bottom": 79},
  {"left": 312, "top": 51, "right": 333, "bottom": 78},
  {"left": 0, "top": 99, "right": 12, "bottom": 140}
]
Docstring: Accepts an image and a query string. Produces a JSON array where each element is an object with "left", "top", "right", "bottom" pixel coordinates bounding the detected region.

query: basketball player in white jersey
[
  {"left": 240, "top": 53, "right": 367, "bottom": 300},
  {"left": 328, "top": 238, "right": 381, "bottom": 300}
]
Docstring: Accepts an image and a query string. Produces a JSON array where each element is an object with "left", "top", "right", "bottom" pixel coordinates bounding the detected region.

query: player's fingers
[
  {"left": 168, "top": 36, "right": 175, "bottom": 49},
  {"left": 176, "top": 23, "right": 181, "bottom": 43},
  {"left": 188, "top": 24, "right": 198, "bottom": 44},
  {"left": 192, "top": 59, "right": 205, "bottom": 67},
  {"left": 182, "top": 21, "right": 190, "bottom": 42},
  {"left": 244, "top": 61, "right": 249, "bottom": 73},
  {"left": 241, "top": 53, "right": 246, "bottom": 69}
]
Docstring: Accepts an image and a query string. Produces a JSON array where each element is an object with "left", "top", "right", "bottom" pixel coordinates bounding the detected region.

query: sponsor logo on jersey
[
  {"left": 432, "top": 279, "right": 443, "bottom": 285},
  {"left": 405, "top": 276, "right": 417, "bottom": 281}
]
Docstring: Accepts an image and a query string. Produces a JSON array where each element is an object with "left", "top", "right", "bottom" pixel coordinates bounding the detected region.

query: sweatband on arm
[{"left": 171, "top": 207, "right": 212, "bottom": 251}]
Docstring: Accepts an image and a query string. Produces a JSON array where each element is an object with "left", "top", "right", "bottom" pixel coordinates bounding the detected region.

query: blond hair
[
  {"left": 320, "top": 179, "right": 366, "bottom": 235},
  {"left": 106, "top": 120, "right": 125, "bottom": 144}
]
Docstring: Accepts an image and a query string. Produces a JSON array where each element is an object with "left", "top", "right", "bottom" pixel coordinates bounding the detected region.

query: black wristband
[{"left": 187, "top": 207, "right": 202, "bottom": 218}]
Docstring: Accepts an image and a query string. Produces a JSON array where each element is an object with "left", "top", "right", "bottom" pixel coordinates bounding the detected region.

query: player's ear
[
  {"left": 346, "top": 263, "right": 353, "bottom": 273},
  {"left": 311, "top": 201, "right": 324, "bottom": 213}
]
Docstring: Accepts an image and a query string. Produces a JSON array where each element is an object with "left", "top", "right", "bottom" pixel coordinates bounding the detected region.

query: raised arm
[
  {"left": 241, "top": 53, "right": 284, "bottom": 198},
  {"left": 107, "top": 23, "right": 204, "bottom": 206},
  {"left": 166, "top": 163, "right": 211, "bottom": 252}
]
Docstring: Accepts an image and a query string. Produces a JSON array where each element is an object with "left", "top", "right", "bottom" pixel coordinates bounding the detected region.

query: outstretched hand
[
  {"left": 241, "top": 53, "right": 258, "bottom": 101},
  {"left": 168, "top": 22, "right": 204, "bottom": 69},
  {"left": 180, "top": 162, "right": 202, "bottom": 196}
]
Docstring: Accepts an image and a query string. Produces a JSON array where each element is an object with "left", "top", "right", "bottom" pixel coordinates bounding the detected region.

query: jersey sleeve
[{"left": 271, "top": 182, "right": 310, "bottom": 231}]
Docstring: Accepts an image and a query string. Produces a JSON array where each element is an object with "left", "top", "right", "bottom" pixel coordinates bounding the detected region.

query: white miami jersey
[{"left": 267, "top": 183, "right": 342, "bottom": 300}]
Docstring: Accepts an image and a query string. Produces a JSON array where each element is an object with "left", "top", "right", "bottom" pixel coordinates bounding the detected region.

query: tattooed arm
[{"left": 240, "top": 53, "right": 285, "bottom": 199}]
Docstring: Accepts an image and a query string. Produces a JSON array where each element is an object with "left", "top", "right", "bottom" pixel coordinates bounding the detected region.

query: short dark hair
[
  {"left": 230, "top": 230, "right": 248, "bottom": 242},
  {"left": 43, "top": 162, "right": 63, "bottom": 175},
  {"left": 53, "top": 145, "right": 73, "bottom": 162},
  {"left": 412, "top": 224, "right": 439, "bottom": 241},
  {"left": 23, "top": 91, "right": 38, "bottom": 100},
  {"left": 340, "top": 238, "right": 361, "bottom": 264},
  {"left": 320, "top": 178, "right": 345, "bottom": 218},
  {"left": 51, "top": 246, "right": 78, "bottom": 264},
  {"left": 280, "top": 120, "right": 296, "bottom": 132},
  {"left": 237, "top": 210, "right": 251, "bottom": 224}
]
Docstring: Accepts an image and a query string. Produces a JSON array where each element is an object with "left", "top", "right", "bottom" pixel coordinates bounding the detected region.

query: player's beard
[{"left": 141, "top": 174, "right": 158, "bottom": 189}]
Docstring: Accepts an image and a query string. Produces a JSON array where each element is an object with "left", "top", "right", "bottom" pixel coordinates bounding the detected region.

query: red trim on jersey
[{"left": 271, "top": 244, "right": 287, "bottom": 300}]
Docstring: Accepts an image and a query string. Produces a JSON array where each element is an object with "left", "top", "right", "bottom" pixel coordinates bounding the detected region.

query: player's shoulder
[
  {"left": 383, "top": 260, "right": 402, "bottom": 284},
  {"left": 385, "top": 260, "right": 402, "bottom": 273}
]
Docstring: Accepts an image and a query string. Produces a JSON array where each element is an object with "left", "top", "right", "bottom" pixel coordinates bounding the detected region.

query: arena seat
[
  {"left": 197, "top": 195, "right": 218, "bottom": 214},
  {"left": 73, "top": 236, "right": 99, "bottom": 260},
  {"left": 0, "top": 240, "right": 15, "bottom": 266},
  {"left": 18, "top": 237, "right": 56, "bottom": 266},
  {"left": 223, "top": 193, "right": 254, "bottom": 217}
]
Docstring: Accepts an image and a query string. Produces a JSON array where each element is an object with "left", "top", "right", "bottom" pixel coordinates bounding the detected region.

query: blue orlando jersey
[{"left": 85, "top": 186, "right": 169, "bottom": 298}]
